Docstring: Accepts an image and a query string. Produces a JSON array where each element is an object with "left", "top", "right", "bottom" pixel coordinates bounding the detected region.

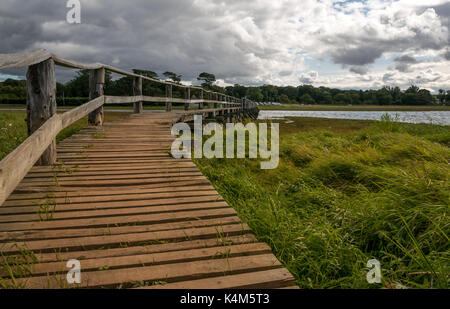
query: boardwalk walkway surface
[{"left": 0, "top": 112, "right": 296, "bottom": 289}]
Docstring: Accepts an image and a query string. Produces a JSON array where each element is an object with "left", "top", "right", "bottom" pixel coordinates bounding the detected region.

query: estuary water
[{"left": 258, "top": 110, "right": 450, "bottom": 126}]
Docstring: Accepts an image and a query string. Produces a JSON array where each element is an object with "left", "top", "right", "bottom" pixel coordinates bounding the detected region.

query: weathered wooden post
[
  {"left": 184, "top": 87, "right": 190, "bottom": 111},
  {"left": 199, "top": 89, "right": 204, "bottom": 109},
  {"left": 166, "top": 84, "right": 172, "bottom": 112},
  {"left": 88, "top": 68, "right": 105, "bottom": 126},
  {"left": 26, "top": 58, "right": 57, "bottom": 165},
  {"left": 133, "top": 76, "right": 143, "bottom": 113}
]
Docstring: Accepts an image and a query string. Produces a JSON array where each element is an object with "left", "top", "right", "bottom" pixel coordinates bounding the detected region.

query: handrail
[
  {"left": 0, "top": 49, "right": 259, "bottom": 206},
  {"left": 0, "top": 49, "right": 237, "bottom": 97},
  {"left": 104, "top": 95, "right": 240, "bottom": 106},
  {"left": 0, "top": 96, "right": 105, "bottom": 205}
]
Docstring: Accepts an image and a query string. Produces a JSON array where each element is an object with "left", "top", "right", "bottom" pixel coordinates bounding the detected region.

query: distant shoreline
[
  {"left": 1, "top": 104, "right": 449, "bottom": 112},
  {"left": 258, "top": 104, "right": 450, "bottom": 112}
]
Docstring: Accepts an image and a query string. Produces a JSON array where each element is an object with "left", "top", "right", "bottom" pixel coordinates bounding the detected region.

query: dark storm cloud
[
  {"left": 0, "top": 11, "right": 42, "bottom": 53},
  {"left": 394, "top": 55, "right": 419, "bottom": 72},
  {"left": 444, "top": 50, "right": 450, "bottom": 60},
  {"left": 331, "top": 46, "right": 384, "bottom": 67},
  {"left": 0, "top": 0, "right": 267, "bottom": 82},
  {"left": 349, "top": 65, "right": 369, "bottom": 75}
]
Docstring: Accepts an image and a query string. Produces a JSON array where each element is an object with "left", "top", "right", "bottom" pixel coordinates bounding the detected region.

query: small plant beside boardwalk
[{"left": 195, "top": 116, "right": 449, "bottom": 289}]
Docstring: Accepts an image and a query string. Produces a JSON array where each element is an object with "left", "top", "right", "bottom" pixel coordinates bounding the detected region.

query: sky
[{"left": 0, "top": 0, "right": 449, "bottom": 92}]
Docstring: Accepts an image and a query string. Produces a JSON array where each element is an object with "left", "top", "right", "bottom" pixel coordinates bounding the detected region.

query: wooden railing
[{"left": 0, "top": 49, "right": 258, "bottom": 205}]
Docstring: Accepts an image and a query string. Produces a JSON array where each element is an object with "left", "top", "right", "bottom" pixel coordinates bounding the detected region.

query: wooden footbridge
[{"left": 0, "top": 50, "right": 296, "bottom": 289}]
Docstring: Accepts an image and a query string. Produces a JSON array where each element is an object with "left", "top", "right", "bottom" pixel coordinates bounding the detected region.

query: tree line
[{"left": 1, "top": 70, "right": 449, "bottom": 106}]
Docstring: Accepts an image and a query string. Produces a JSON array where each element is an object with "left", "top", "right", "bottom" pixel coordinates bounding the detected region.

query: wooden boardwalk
[{"left": 0, "top": 112, "right": 296, "bottom": 289}]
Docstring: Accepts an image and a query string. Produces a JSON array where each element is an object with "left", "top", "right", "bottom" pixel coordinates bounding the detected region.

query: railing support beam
[
  {"left": 26, "top": 58, "right": 57, "bottom": 166},
  {"left": 185, "top": 87, "right": 190, "bottom": 111},
  {"left": 88, "top": 68, "right": 105, "bottom": 126},
  {"left": 133, "top": 76, "right": 143, "bottom": 113},
  {"left": 166, "top": 84, "right": 172, "bottom": 112},
  {"left": 199, "top": 89, "right": 204, "bottom": 109}
]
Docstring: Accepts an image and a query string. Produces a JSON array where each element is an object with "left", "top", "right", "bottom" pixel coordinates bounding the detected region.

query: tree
[
  {"left": 417, "top": 89, "right": 433, "bottom": 105},
  {"left": 299, "top": 93, "right": 316, "bottom": 105},
  {"left": 437, "top": 89, "right": 446, "bottom": 105},
  {"left": 385, "top": 86, "right": 402, "bottom": 104},
  {"left": 133, "top": 69, "right": 158, "bottom": 79},
  {"left": 406, "top": 85, "right": 420, "bottom": 94},
  {"left": 278, "top": 94, "right": 291, "bottom": 104},
  {"left": 376, "top": 88, "right": 393, "bottom": 105},
  {"left": 247, "top": 87, "right": 264, "bottom": 101},
  {"left": 401, "top": 93, "right": 420, "bottom": 105},
  {"left": 65, "top": 70, "right": 90, "bottom": 97},
  {"left": 261, "top": 85, "right": 278, "bottom": 102},
  {"left": 163, "top": 71, "right": 182, "bottom": 83},
  {"left": 197, "top": 72, "right": 216, "bottom": 88},
  {"left": 333, "top": 93, "right": 351, "bottom": 105}
]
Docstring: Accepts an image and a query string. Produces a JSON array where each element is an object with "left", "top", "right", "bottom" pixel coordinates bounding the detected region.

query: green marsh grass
[{"left": 194, "top": 116, "right": 449, "bottom": 289}]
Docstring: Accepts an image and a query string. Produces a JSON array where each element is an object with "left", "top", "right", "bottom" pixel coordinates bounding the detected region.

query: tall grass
[
  {"left": 195, "top": 116, "right": 449, "bottom": 289},
  {"left": 0, "top": 111, "right": 129, "bottom": 160}
]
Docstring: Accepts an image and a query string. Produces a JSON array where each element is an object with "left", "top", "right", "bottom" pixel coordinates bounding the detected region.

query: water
[{"left": 258, "top": 110, "right": 450, "bottom": 126}]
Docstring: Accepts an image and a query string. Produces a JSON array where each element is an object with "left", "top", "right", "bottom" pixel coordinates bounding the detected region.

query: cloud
[
  {"left": 394, "top": 55, "right": 419, "bottom": 72},
  {"left": 299, "top": 71, "right": 318, "bottom": 84},
  {"left": 349, "top": 65, "right": 370, "bottom": 75},
  {"left": 0, "top": 0, "right": 448, "bottom": 91},
  {"left": 444, "top": 50, "right": 450, "bottom": 60}
]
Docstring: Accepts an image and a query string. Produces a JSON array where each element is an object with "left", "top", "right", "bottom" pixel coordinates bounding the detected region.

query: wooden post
[
  {"left": 88, "top": 68, "right": 105, "bottom": 126},
  {"left": 185, "top": 87, "right": 190, "bottom": 111},
  {"left": 133, "top": 76, "right": 143, "bottom": 113},
  {"left": 199, "top": 89, "right": 204, "bottom": 109},
  {"left": 26, "top": 58, "right": 57, "bottom": 166},
  {"left": 166, "top": 84, "right": 172, "bottom": 112}
]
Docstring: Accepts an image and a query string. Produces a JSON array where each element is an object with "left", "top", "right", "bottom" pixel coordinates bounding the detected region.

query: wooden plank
[
  {"left": 1, "top": 190, "right": 218, "bottom": 209},
  {"left": 0, "top": 200, "right": 228, "bottom": 221},
  {"left": 20, "top": 171, "right": 205, "bottom": 183},
  {"left": 15, "top": 175, "right": 209, "bottom": 188},
  {"left": 0, "top": 207, "right": 238, "bottom": 232},
  {"left": 139, "top": 268, "right": 296, "bottom": 289},
  {"left": 18, "top": 234, "right": 257, "bottom": 263},
  {"left": 56, "top": 152, "right": 172, "bottom": 159},
  {"left": 7, "top": 254, "right": 281, "bottom": 288},
  {"left": 0, "top": 216, "right": 243, "bottom": 241},
  {"left": 13, "top": 179, "right": 213, "bottom": 193},
  {"left": 26, "top": 165, "right": 199, "bottom": 177},
  {"left": 1, "top": 243, "right": 271, "bottom": 277},
  {"left": 0, "top": 223, "right": 250, "bottom": 253},
  {"left": 5, "top": 184, "right": 215, "bottom": 202}
]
